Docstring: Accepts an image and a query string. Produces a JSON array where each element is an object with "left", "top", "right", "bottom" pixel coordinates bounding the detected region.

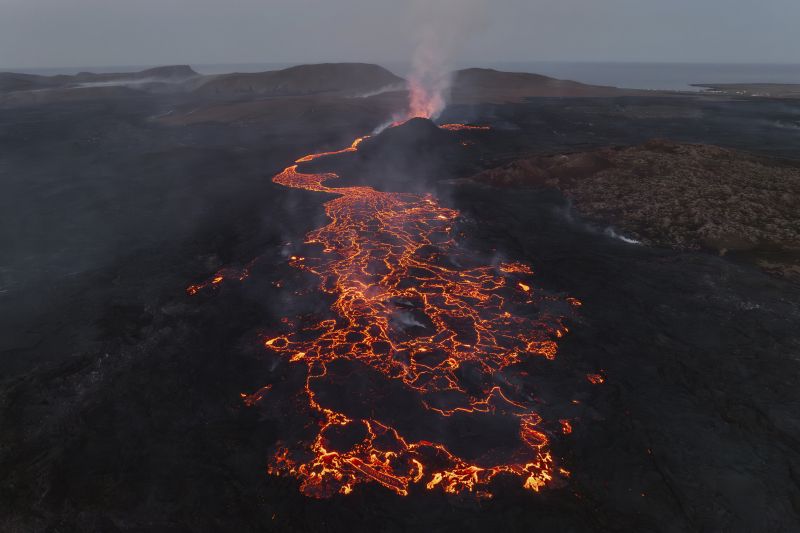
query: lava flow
[
  {"left": 245, "top": 122, "right": 580, "bottom": 498},
  {"left": 189, "top": 121, "right": 581, "bottom": 498}
]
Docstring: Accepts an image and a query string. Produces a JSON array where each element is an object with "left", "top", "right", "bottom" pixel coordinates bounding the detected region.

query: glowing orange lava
[
  {"left": 186, "top": 266, "right": 250, "bottom": 296},
  {"left": 407, "top": 78, "right": 446, "bottom": 120},
  {"left": 439, "top": 124, "right": 491, "bottom": 131},
  {"left": 235, "top": 124, "right": 581, "bottom": 498},
  {"left": 587, "top": 373, "right": 605, "bottom": 385},
  {"left": 187, "top": 122, "right": 586, "bottom": 497}
]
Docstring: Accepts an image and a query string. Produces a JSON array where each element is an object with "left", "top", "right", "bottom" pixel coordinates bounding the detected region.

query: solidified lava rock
[
  {"left": 2, "top": 80, "right": 800, "bottom": 532},
  {"left": 326, "top": 118, "right": 472, "bottom": 191},
  {"left": 362, "top": 117, "right": 457, "bottom": 155},
  {"left": 472, "top": 140, "right": 800, "bottom": 279}
]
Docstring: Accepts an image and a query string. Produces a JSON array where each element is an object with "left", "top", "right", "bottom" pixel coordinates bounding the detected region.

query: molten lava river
[{"left": 189, "top": 124, "right": 584, "bottom": 499}]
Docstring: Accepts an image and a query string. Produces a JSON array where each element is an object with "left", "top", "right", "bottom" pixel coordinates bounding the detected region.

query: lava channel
[{"left": 192, "top": 124, "right": 582, "bottom": 498}]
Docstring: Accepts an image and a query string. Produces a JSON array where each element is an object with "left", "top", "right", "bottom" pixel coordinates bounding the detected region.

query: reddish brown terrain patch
[{"left": 473, "top": 140, "right": 800, "bottom": 279}]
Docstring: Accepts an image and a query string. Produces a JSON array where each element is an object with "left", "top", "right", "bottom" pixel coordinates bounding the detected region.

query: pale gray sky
[{"left": 1, "top": 0, "right": 797, "bottom": 69}]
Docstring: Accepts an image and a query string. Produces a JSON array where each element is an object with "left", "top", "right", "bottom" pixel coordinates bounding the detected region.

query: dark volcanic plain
[{"left": 1, "top": 64, "right": 799, "bottom": 532}]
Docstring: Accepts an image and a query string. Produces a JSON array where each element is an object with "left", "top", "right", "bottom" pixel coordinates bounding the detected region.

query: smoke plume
[{"left": 406, "top": 0, "right": 488, "bottom": 120}]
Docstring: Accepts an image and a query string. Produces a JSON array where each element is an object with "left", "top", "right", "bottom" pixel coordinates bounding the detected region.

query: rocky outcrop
[{"left": 473, "top": 140, "right": 800, "bottom": 278}]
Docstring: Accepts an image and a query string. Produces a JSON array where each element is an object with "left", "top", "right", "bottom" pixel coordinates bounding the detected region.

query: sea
[{"left": 5, "top": 61, "right": 800, "bottom": 92}]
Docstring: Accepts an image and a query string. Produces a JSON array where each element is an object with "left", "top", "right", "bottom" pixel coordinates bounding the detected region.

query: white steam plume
[{"left": 405, "top": 0, "right": 489, "bottom": 120}]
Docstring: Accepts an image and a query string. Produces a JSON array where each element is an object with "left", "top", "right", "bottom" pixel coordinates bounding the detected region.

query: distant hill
[
  {"left": 0, "top": 73, "right": 46, "bottom": 93},
  {"left": 693, "top": 83, "right": 800, "bottom": 99},
  {"left": 193, "top": 63, "right": 404, "bottom": 98},
  {"left": 123, "top": 65, "right": 198, "bottom": 80},
  {"left": 0, "top": 63, "right": 656, "bottom": 107},
  {"left": 0, "top": 62, "right": 676, "bottom": 111},
  {"left": 0, "top": 65, "right": 200, "bottom": 94},
  {"left": 451, "top": 68, "right": 645, "bottom": 101}
]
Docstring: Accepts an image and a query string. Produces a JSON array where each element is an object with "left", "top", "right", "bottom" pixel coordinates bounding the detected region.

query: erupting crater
[{"left": 191, "top": 120, "right": 582, "bottom": 498}]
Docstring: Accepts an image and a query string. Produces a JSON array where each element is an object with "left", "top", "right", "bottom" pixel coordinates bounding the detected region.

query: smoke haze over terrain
[{"left": 1, "top": 0, "right": 797, "bottom": 69}]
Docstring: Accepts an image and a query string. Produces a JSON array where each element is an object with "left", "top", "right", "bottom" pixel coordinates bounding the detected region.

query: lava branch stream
[{"left": 192, "top": 124, "right": 582, "bottom": 498}]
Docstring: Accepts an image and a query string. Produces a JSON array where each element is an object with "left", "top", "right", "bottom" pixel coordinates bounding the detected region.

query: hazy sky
[{"left": 1, "top": 0, "right": 797, "bottom": 69}]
